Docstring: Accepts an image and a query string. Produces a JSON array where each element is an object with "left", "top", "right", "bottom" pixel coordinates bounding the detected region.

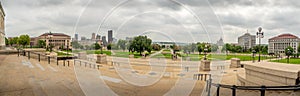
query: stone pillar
[
  {"left": 96, "top": 54, "right": 107, "bottom": 64},
  {"left": 230, "top": 58, "right": 241, "bottom": 68},
  {"left": 129, "top": 54, "right": 134, "bottom": 58},
  {"left": 200, "top": 60, "right": 211, "bottom": 71},
  {"left": 78, "top": 52, "right": 87, "bottom": 60},
  {"left": 172, "top": 54, "right": 177, "bottom": 60}
]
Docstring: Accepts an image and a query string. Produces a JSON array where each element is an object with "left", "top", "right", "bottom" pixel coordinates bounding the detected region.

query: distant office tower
[
  {"left": 92, "top": 33, "right": 96, "bottom": 40},
  {"left": 108, "top": 30, "right": 113, "bottom": 44},
  {"left": 96, "top": 34, "right": 101, "bottom": 40},
  {"left": 81, "top": 36, "right": 86, "bottom": 41},
  {"left": 75, "top": 34, "right": 78, "bottom": 41},
  {"left": 102, "top": 36, "right": 107, "bottom": 46}
]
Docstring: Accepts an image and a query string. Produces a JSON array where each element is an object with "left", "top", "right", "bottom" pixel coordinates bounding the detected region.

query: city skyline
[{"left": 2, "top": 0, "right": 300, "bottom": 44}]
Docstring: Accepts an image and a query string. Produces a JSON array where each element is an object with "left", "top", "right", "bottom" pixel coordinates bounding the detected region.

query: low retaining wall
[{"left": 239, "top": 63, "right": 300, "bottom": 86}]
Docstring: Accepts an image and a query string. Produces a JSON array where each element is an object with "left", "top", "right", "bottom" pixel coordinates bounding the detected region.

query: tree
[
  {"left": 71, "top": 41, "right": 83, "bottom": 49},
  {"left": 152, "top": 44, "right": 161, "bottom": 51},
  {"left": 94, "top": 43, "right": 101, "bottom": 50},
  {"left": 18, "top": 35, "right": 30, "bottom": 48},
  {"left": 107, "top": 43, "right": 112, "bottom": 50},
  {"left": 262, "top": 45, "right": 268, "bottom": 54},
  {"left": 171, "top": 44, "right": 180, "bottom": 54},
  {"left": 5, "top": 37, "right": 8, "bottom": 46},
  {"left": 129, "top": 36, "right": 152, "bottom": 55},
  {"left": 37, "top": 40, "right": 46, "bottom": 48},
  {"left": 197, "top": 44, "right": 203, "bottom": 55},
  {"left": 211, "top": 44, "right": 219, "bottom": 52},
  {"left": 224, "top": 43, "right": 231, "bottom": 55},
  {"left": 285, "top": 46, "right": 294, "bottom": 56},
  {"left": 8, "top": 37, "right": 19, "bottom": 46},
  {"left": 235, "top": 45, "right": 243, "bottom": 53},
  {"left": 117, "top": 39, "right": 127, "bottom": 51}
]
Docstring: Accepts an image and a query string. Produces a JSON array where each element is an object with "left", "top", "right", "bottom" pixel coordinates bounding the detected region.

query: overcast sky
[{"left": 2, "top": 0, "right": 300, "bottom": 44}]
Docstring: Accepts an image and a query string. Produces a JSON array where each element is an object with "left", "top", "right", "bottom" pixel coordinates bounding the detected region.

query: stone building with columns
[
  {"left": 268, "top": 33, "right": 300, "bottom": 54},
  {"left": 31, "top": 32, "right": 72, "bottom": 50},
  {"left": 0, "top": 2, "right": 5, "bottom": 49}
]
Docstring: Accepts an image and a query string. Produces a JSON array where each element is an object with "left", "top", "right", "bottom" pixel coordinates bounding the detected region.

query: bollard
[
  {"left": 38, "top": 54, "right": 40, "bottom": 62},
  {"left": 68, "top": 61, "right": 70, "bottom": 66},
  {"left": 231, "top": 85, "right": 236, "bottom": 96},
  {"left": 48, "top": 56, "right": 50, "bottom": 64},
  {"left": 63, "top": 60, "right": 65, "bottom": 66},
  {"left": 28, "top": 51, "right": 30, "bottom": 60},
  {"left": 260, "top": 85, "right": 266, "bottom": 96},
  {"left": 57, "top": 60, "right": 59, "bottom": 66},
  {"left": 216, "top": 85, "right": 220, "bottom": 96}
]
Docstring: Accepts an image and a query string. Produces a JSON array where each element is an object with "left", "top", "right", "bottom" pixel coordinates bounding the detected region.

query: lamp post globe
[{"left": 258, "top": 27, "right": 262, "bottom": 32}]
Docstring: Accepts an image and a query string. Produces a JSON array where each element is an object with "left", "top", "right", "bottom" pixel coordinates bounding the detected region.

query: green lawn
[
  {"left": 56, "top": 51, "right": 72, "bottom": 57},
  {"left": 269, "top": 58, "right": 300, "bottom": 64},
  {"left": 113, "top": 51, "right": 157, "bottom": 58},
  {"left": 86, "top": 50, "right": 112, "bottom": 55},
  {"left": 212, "top": 54, "right": 273, "bottom": 61},
  {"left": 180, "top": 53, "right": 272, "bottom": 61}
]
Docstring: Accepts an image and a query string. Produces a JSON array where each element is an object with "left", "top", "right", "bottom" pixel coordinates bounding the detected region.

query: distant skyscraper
[
  {"left": 102, "top": 36, "right": 107, "bottom": 46},
  {"left": 108, "top": 30, "right": 113, "bottom": 44},
  {"left": 96, "top": 34, "right": 101, "bottom": 40},
  {"left": 81, "top": 36, "right": 86, "bottom": 41},
  {"left": 75, "top": 34, "right": 78, "bottom": 41},
  {"left": 92, "top": 33, "right": 96, "bottom": 40}
]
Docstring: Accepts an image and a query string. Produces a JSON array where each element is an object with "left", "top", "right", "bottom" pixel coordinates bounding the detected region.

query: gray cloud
[{"left": 2, "top": 0, "right": 300, "bottom": 44}]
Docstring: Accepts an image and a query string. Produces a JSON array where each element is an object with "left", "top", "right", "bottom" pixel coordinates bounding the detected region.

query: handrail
[{"left": 211, "top": 83, "right": 300, "bottom": 96}]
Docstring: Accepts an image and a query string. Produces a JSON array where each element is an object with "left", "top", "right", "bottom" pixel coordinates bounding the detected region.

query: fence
[
  {"left": 73, "top": 59, "right": 101, "bottom": 69},
  {"left": 18, "top": 49, "right": 73, "bottom": 67},
  {"left": 194, "top": 73, "right": 300, "bottom": 96}
]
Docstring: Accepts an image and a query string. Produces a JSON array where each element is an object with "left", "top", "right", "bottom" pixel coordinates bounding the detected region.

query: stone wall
[{"left": 238, "top": 63, "right": 300, "bottom": 86}]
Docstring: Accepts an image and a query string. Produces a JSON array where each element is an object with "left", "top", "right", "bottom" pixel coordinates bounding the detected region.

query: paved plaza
[
  {"left": 0, "top": 54, "right": 299, "bottom": 96},
  {"left": 0, "top": 54, "right": 242, "bottom": 96}
]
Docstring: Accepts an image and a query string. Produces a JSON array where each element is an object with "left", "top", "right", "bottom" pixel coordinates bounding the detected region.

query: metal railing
[
  {"left": 73, "top": 59, "right": 101, "bottom": 69},
  {"left": 195, "top": 73, "right": 300, "bottom": 96},
  {"left": 211, "top": 83, "right": 300, "bottom": 96},
  {"left": 18, "top": 49, "right": 73, "bottom": 66}
]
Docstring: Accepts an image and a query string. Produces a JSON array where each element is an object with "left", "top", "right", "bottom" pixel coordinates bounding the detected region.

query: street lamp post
[
  {"left": 256, "top": 27, "right": 264, "bottom": 62},
  {"left": 252, "top": 50, "right": 256, "bottom": 63},
  {"left": 287, "top": 49, "right": 292, "bottom": 63}
]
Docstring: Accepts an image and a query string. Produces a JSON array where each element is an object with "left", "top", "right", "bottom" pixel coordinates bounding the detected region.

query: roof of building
[
  {"left": 39, "top": 32, "right": 70, "bottom": 37},
  {"left": 269, "top": 33, "right": 299, "bottom": 40}
]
